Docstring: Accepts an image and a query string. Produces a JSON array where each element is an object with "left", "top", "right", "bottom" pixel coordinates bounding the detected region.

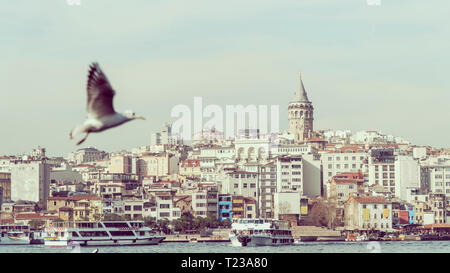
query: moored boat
[
  {"left": 229, "top": 219, "right": 294, "bottom": 247},
  {"left": 43, "top": 220, "right": 165, "bottom": 247},
  {"left": 420, "top": 234, "right": 450, "bottom": 241},
  {"left": 0, "top": 225, "right": 31, "bottom": 245}
]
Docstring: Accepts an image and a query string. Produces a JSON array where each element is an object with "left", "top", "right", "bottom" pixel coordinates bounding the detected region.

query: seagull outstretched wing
[{"left": 86, "top": 62, "right": 116, "bottom": 118}]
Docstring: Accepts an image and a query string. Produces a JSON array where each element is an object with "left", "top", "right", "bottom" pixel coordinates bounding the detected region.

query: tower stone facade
[{"left": 288, "top": 73, "right": 314, "bottom": 143}]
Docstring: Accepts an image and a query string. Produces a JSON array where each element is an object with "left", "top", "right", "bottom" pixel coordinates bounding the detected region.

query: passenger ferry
[
  {"left": 43, "top": 221, "right": 165, "bottom": 247},
  {"left": 0, "top": 224, "right": 31, "bottom": 245},
  {"left": 229, "top": 219, "right": 294, "bottom": 247}
]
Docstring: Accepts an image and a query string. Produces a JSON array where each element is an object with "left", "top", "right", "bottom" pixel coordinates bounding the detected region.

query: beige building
[
  {"left": 109, "top": 155, "right": 132, "bottom": 174},
  {"left": 47, "top": 195, "right": 102, "bottom": 221},
  {"left": 232, "top": 196, "right": 257, "bottom": 219},
  {"left": 411, "top": 200, "right": 429, "bottom": 225},
  {"left": 0, "top": 172, "right": 11, "bottom": 204},
  {"left": 428, "top": 194, "right": 446, "bottom": 224},
  {"left": 68, "top": 147, "right": 108, "bottom": 164},
  {"left": 192, "top": 186, "right": 218, "bottom": 218},
  {"left": 137, "top": 152, "right": 179, "bottom": 178}
]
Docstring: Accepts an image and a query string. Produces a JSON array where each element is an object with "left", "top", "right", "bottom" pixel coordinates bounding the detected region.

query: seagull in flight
[{"left": 70, "top": 62, "right": 145, "bottom": 145}]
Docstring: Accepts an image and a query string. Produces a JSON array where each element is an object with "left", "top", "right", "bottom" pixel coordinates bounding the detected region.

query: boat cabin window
[
  {"left": 109, "top": 231, "right": 134, "bottom": 236},
  {"left": 79, "top": 231, "right": 109, "bottom": 237},
  {"left": 130, "top": 222, "right": 143, "bottom": 228},
  {"left": 103, "top": 222, "right": 130, "bottom": 228},
  {"left": 76, "top": 222, "right": 95, "bottom": 229}
]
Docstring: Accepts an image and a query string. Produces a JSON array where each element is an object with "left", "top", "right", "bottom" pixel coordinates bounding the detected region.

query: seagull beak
[{"left": 135, "top": 116, "right": 146, "bottom": 120}]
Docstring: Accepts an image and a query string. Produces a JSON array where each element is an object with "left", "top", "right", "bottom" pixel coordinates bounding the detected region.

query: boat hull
[
  {"left": 0, "top": 236, "right": 31, "bottom": 245},
  {"left": 45, "top": 236, "right": 166, "bottom": 247},
  {"left": 230, "top": 233, "right": 294, "bottom": 247}
]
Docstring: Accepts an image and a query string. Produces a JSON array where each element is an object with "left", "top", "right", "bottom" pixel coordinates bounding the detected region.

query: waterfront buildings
[{"left": 0, "top": 73, "right": 448, "bottom": 234}]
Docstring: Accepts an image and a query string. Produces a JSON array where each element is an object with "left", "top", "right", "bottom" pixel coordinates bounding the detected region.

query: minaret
[{"left": 288, "top": 73, "right": 314, "bottom": 143}]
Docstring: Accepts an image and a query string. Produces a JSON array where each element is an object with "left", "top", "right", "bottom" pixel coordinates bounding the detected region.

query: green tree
[
  {"left": 221, "top": 218, "right": 232, "bottom": 228},
  {"left": 157, "top": 218, "right": 171, "bottom": 234},
  {"left": 205, "top": 213, "right": 219, "bottom": 228},
  {"left": 29, "top": 219, "right": 45, "bottom": 230},
  {"left": 143, "top": 217, "right": 157, "bottom": 228},
  {"left": 308, "top": 200, "right": 330, "bottom": 227},
  {"left": 103, "top": 213, "right": 125, "bottom": 221}
]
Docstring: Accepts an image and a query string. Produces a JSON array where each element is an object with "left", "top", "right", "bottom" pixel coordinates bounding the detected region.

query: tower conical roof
[{"left": 291, "top": 72, "right": 310, "bottom": 103}]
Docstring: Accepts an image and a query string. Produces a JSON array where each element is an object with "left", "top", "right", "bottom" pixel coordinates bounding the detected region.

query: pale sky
[{"left": 1, "top": 0, "right": 449, "bottom": 156}]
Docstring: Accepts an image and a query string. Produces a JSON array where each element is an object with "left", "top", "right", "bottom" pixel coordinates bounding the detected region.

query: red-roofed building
[
  {"left": 179, "top": 159, "right": 201, "bottom": 178},
  {"left": 329, "top": 172, "right": 365, "bottom": 203},
  {"left": 14, "top": 213, "right": 58, "bottom": 225}
]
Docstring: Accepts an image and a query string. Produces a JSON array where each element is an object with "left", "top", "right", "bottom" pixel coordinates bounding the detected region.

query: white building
[
  {"left": 151, "top": 123, "right": 181, "bottom": 146},
  {"left": 222, "top": 171, "right": 259, "bottom": 200},
  {"left": 428, "top": 163, "right": 450, "bottom": 196},
  {"left": 302, "top": 153, "right": 322, "bottom": 197},
  {"left": 155, "top": 192, "right": 181, "bottom": 221},
  {"left": 413, "top": 147, "right": 427, "bottom": 160},
  {"left": 275, "top": 155, "right": 303, "bottom": 193},
  {"left": 368, "top": 148, "right": 396, "bottom": 195},
  {"left": 258, "top": 162, "right": 277, "bottom": 218},
  {"left": 394, "top": 156, "right": 420, "bottom": 201},
  {"left": 344, "top": 195, "right": 393, "bottom": 231}
]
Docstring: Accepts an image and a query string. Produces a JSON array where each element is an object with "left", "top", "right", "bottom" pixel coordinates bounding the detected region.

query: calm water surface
[{"left": 1, "top": 241, "right": 450, "bottom": 253}]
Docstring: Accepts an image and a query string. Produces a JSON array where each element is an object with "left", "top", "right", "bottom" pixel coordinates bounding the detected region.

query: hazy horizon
[{"left": 1, "top": 0, "right": 449, "bottom": 156}]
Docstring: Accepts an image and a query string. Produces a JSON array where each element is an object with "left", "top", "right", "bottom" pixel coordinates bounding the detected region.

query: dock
[
  {"left": 292, "top": 226, "right": 345, "bottom": 242},
  {"left": 162, "top": 229, "right": 231, "bottom": 243}
]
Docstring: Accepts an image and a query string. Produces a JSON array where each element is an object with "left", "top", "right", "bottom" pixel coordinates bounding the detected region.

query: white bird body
[{"left": 70, "top": 63, "right": 145, "bottom": 145}]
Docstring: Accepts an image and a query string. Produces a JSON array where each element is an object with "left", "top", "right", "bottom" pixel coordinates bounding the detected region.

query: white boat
[
  {"left": 43, "top": 220, "right": 165, "bottom": 247},
  {"left": 0, "top": 225, "right": 31, "bottom": 245},
  {"left": 229, "top": 219, "right": 294, "bottom": 247}
]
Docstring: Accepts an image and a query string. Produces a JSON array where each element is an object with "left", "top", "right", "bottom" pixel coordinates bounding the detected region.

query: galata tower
[{"left": 288, "top": 73, "right": 314, "bottom": 143}]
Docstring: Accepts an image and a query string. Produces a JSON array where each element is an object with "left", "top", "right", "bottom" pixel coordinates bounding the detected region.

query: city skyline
[{"left": 1, "top": 0, "right": 449, "bottom": 156}]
